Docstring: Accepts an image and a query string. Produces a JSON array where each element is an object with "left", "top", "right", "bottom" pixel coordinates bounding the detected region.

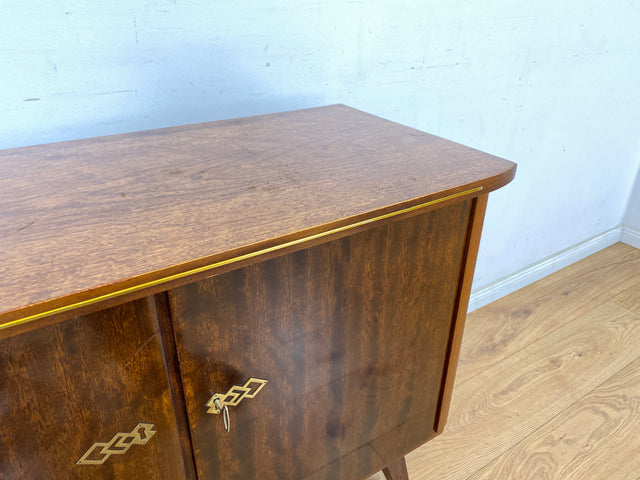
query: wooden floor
[{"left": 369, "top": 242, "right": 640, "bottom": 480}]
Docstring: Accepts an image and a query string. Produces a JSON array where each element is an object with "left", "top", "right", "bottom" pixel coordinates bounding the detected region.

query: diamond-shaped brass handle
[
  {"left": 205, "top": 377, "right": 268, "bottom": 433},
  {"left": 76, "top": 423, "right": 156, "bottom": 465}
]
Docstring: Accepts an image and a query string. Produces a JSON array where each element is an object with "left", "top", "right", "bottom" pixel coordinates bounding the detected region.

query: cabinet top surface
[{"left": 0, "top": 104, "right": 515, "bottom": 325}]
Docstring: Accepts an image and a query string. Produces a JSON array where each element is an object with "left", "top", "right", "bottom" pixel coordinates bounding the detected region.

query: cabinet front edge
[{"left": 0, "top": 185, "right": 485, "bottom": 335}]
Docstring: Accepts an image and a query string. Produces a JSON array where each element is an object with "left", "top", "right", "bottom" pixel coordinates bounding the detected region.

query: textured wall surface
[
  {"left": 1, "top": 1, "right": 639, "bottom": 291},
  {"left": 624, "top": 172, "right": 640, "bottom": 231}
]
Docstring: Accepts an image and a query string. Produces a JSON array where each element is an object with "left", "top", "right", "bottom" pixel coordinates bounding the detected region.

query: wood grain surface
[
  {"left": 611, "top": 280, "right": 640, "bottom": 315},
  {"left": 406, "top": 300, "right": 640, "bottom": 480},
  {"left": 0, "top": 297, "right": 186, "bottom": 479},
  {"left": 365, "top": 243, "right": 640, "bottom": 480},
  {"left": 434, "top": 193, "right": 487, "bottom": 432},
  {"left": 469, "top": 353, "right": 640, "bottom": 479},
  {"left": 0, "top": 104, "right": 515, "bottom": 328},
  {"left": 382, "top": 457, "right": 409, "bottom": 480},
  {"left": 169, "top": 203, "right": 471, "bottom": 480},
  {"left": 456, "top": 243, "right": 640, "bottom": 384}
]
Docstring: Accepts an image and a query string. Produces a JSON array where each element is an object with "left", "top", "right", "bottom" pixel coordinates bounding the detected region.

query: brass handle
[
  {"left": 76, "top": 423, "right": 156, "bottom": 465},
  {"left": 205, "top": 377, "right": 268, "bottom": 433}
]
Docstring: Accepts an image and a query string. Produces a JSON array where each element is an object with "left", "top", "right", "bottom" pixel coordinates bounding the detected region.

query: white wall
[
  {"left": 2, "top": 1, "right": 639, "bottom": 294},
  {"left": 624, "top": 170, "right": 640, "bottom": 232}
]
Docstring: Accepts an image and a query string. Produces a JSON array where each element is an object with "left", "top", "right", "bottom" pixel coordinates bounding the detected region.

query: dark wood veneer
[
  {"left": 383, "top": 457, "right": 410, "bottom": 480},
  {"left": 169, "top": 202, "right": 470, "bottom": 479},
  {"left": 0, "top": 298, "right": 185, "bottom": 479},
  {"left": 0, "top": 105, "right": 514, "bottom": 330},
  {"left": 0, "top": 105, "right": 515, "bottom": 479}
]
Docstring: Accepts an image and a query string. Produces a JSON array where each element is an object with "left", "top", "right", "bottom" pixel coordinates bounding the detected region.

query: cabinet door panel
[
  {"left": 170, "top": 202, "right": 471, "bottom": 480},
  {"left": 0, "top": 297, "right": 186, "bottom": 480}
]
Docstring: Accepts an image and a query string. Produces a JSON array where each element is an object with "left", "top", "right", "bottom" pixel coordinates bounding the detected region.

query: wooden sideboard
[{"left": 0, "top": 105, "right": 515, "bottom": 479}]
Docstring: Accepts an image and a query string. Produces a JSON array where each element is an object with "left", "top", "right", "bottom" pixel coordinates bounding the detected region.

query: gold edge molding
[{"left": 1, "top": 186, "right": 483, "bottom": 331}]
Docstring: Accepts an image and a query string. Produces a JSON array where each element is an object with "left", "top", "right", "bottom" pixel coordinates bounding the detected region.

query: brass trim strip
[{"left": 1, "top": 186, "right": 483, "bottom": 331}]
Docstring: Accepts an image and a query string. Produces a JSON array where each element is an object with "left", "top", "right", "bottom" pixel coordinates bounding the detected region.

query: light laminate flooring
[{"left": 369, "top": 242, "right": 640, "bottom": 480}]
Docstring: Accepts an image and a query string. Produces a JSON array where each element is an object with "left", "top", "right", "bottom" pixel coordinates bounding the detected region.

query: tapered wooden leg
[{"left": 382, "top": 456, "right": 409, "bottom": 480}]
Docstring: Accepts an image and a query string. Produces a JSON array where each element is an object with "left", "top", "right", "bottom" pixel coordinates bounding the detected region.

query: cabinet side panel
[
  {"left": 0, "top": 297, "right": 186, "bottom": 480},
  {"left": 170, "top": 201, "right": 471, "bottom": 480},
  {"left": 436, "top": 193, "right": 489, "bottom": 432}
]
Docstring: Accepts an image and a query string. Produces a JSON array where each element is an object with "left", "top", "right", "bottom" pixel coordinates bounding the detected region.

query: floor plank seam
[
  {"left": 370, "top": 244, "right": 640, "bottom": 480},
  {"left": 457, "top": 305, "right": 601, "bottom": 388},
  {"left": 452, "top": 354, "right": 640, "bottom": 479}
]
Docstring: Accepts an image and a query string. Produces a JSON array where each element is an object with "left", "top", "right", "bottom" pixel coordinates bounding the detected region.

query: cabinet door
[
  {"left": 0, "top": 297, "right": 186, "bottom": 480},
  {"left": 170, "top": 201, "right": 471, "bottom": 480}
]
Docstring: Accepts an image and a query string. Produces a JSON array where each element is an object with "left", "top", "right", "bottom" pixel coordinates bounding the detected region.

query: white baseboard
[
  {"left": 621, "top": 226, "right": 640, "bottom": 249},
  {"left": 468, "top": 227, "right": 627, "bottom": 312}
]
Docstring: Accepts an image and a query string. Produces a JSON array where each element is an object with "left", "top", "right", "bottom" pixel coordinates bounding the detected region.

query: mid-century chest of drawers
[{"left": 0, "top": 105, "right": 515, "bottom": 479}]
